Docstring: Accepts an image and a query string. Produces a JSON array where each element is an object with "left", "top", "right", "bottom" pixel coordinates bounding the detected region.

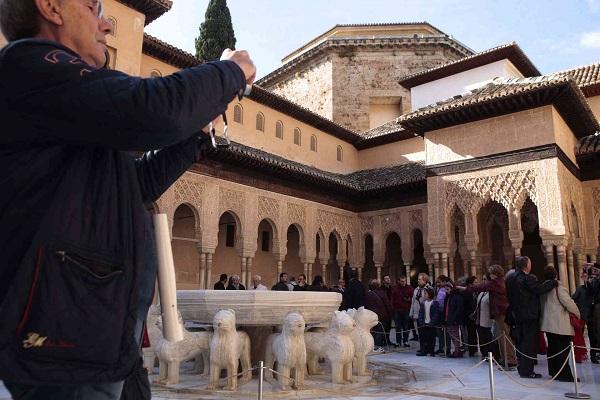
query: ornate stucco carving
[
  {"left": 359, "top": 216, "right": 373, "bottom": 236},
  {"left": 409, "top": 209, "right": 423, "bottom": 232},
  {"left": 593, "top": 188, "right": 600, "bottom": 215},
  {"left": 317, "top": 210, "right": 352, "bottom": 238},
  {"left": 219, "top": 186, "right": 245, "bottom": 219},
  {"left": 173, "top": 177, "right": 205, "bottom": 207},
  {"left": 445, "top": 169, "right": 537, "bottom": 215},
  {"left": 258, "top": 196, "right": 280, "bottom": 222},
  {"left": 287, "top": 202, "right": 306, "bottom": 226},
  {"left": 381, "top": 213, "right": 402, "bottom": 237}
]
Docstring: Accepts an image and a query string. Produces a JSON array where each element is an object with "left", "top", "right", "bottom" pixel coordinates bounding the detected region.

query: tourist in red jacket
[
  {"left": 392, "top": 275, "right": 414, "bottom": 347},
  {"left": 458, "top": 264, "right": 517, "bottom": 368}
]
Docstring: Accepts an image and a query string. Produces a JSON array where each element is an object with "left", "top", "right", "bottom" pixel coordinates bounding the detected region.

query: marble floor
[{"left": 2, "top": 342, "right": 599, "bottom": 399}]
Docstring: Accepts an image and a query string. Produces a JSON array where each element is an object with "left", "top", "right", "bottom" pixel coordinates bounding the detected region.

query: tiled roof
[
  {"left": 398, "top": 75, "right": 600, "bottom": 138},
  {"left": 142, "top": 34, "right": 201, "bottom": 69},
  {"left": 116, "top": 0, "right": 172, "bottom": 25},
  {"left": 206, "top": 138, "right": 425, "bottom": 193},
  {"left": 398, "top": 42, "right": 540, "bottom": 89},
  {"left": 576, "top": 132, "right": 600, "bottom": 157},
  {"left": 355, "top": 120, "right": 417, "bottom": 149},
  {"left": 551, "top": 62, "right": 600, "bottom": 97},
  {"left": 330, "top": 22, "right": 447, "bottom": 35}
]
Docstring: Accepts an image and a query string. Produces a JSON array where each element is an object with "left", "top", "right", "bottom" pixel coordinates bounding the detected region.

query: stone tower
[{"left": 258, "top": 23, "right": 473, "bottom": 133}]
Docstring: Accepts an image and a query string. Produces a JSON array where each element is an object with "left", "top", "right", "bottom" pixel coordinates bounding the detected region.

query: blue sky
[{"left": 146, "top": 0, "right": 600, "bottom": 79}]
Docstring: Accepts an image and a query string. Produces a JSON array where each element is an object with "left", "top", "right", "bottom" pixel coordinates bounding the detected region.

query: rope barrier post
[
  {"left": 487, "top": 352, "right": 496, "bottom": 400},
  {"left": 565, "top": 343, "right": 590, "bottom": 399},
  {"left": 257, "top": 361, "right": 264, "bottom": 400},
  {"left": 502, "top": 333, "right": 508, "bottom": 370}
]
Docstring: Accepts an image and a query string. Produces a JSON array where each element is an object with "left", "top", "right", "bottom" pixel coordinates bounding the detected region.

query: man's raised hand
[{"left": 221, "top": 49, "right": 256, "bottom": 85}]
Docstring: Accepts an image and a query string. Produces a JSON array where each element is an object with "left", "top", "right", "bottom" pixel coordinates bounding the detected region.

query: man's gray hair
[{"left": 0, "top": 0, "right": 40, "bottom": 41}]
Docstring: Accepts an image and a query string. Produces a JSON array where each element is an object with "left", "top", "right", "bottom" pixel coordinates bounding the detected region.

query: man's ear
[{"left": 35, "top": 0, "right": 64, "bottom": 26}]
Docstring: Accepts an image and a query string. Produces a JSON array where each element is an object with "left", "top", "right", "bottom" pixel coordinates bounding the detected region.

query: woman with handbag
[{"left": 540, "top": 266, "right": 581, "bottom": 382}]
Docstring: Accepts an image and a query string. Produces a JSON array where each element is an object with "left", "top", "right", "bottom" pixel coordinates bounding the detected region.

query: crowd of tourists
[
  {"left": 361, "top": 257, "right": 600, "bottom": 382},
  {"left": 212, "top": 257, "right": 600, "bottom": 381}
]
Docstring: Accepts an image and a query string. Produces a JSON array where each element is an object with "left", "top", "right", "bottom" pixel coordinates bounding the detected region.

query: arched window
[
  {"left": 293, "top": 128, "right": 301, "bottom": 146},
  {"left": 107, "top": 16, "right": 117, "bottom": 36},
  {"left": 275, "top": 120, "right": 283, "bottom": 139},
  {"left": 310, "top": 134, "right": 317, "bottom": 152},
  {"left": 150, "top": 69, "right": 162, "bottom": 78},
  {"left": 256, "top": 112, "right": 265, "bottom": 132},
  {"left": 233, "top": 104, "right": 243, "bottom": 124},
  {"left": 336, "top": 145, "right": 343, "bottom": 162}
]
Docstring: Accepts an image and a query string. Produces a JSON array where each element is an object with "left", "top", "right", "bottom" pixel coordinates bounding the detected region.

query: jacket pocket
[{"left": 16, "top": 242, "right": 129, "bottom": 367}]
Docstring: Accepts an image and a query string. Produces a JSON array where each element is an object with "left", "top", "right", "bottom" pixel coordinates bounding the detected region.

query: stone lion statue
[
  {"left": 304, "top": 310, "right": 356, "bottom": 384},
  {"left": 155, "top": 312, "right": 211, "bottom": 385},
  {"left": 346, "top": 307, "right": 378, "bottom": 376},
  {"left": 143, "top": 304, "right": 162, "bottom": 373},
  {"left": 265, "top": 312, "right": 307, "bottom": 390},
  {"left": 207, "top": 309, "right": 252, "bottom": 391}
]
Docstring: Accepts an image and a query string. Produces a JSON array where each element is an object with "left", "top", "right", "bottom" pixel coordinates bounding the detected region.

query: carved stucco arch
[
  {"left": 219, "top": 209, "right": 243, "bottom": 255},
  {"left": 172, "top": 201, "right": 202, "bottom": 241},
  {"left": 287, "top": 222, "right": 306, "bottom": 261},
  {"left": 446, "top": 169, "right": 537, "bottom": 218}
]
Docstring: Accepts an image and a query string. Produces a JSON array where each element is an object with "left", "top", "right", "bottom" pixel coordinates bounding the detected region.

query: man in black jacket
[
  {"left": 0, "top": 0, "right": 255, "bottom": 398},
  {"left": 272, "top": 272, "right": 290, "bottom": 291},
  {"left": 506, "top": 256, "right": 557, "bottom": 378},
  {"left": 214, "top": 274, "right": 228, "bottom": 290},
  {"left": 344, "top": 270, "right": 366, "bottom": 310}
]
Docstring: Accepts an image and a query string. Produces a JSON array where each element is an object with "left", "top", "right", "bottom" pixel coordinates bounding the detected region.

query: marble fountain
[{"left": 176, "top": 289, "right": 343, "bottom": 369}]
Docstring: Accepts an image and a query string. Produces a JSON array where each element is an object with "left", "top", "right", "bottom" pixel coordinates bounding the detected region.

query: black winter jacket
[
  {"left": 506, "top": 269, "right": 558, "bottom": 323},
  {"left": 0, "top": 39, "right": 245, "bottom": 384},
  {"left": 443, "top": 290, "right": 465, "bottom": 325}
]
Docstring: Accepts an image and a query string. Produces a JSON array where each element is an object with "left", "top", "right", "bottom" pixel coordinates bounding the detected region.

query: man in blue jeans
[{"left": 0, "top": 0, "right": 255, "bottom": 398}]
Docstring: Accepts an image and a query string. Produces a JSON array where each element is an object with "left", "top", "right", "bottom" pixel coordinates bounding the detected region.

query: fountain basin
[{"left": 176, "top": 290, "right": 342, "bottom": 326}]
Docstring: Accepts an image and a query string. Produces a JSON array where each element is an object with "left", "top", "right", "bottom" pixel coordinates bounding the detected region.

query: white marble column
[
  {"left": 557, "top": 246, "right": 568, "bottom": 288},
  {"left": 277, "top": 260, "right": 283, "bottom": 277},
  {"left": 567, "top": 250, "right": 576, "bottom": 294},
  {"left": 199, "top": 252, "right": 207, "bottom": 289},
  {"left": 469, "top": 251, "right": 478, "bottom": 277},
  {"left": 246, "top": 257, "right": 253, "bottom": 289},
  {"left": 441, "top": 253, "right": 449, "bottom": 277},
  {"left": 308, "top": 263, "right": 313, "bottom": 282},
  {"left": 240, "top": 257, "right": 247, "bottom": 289},
  {"left": 303, "top": 263, "right": 309, "bottom": 279},
  {"left": 206, "top": 253, "right": 213, "bottom": 289},
  {"left": 428, "top": 263, "right": 434, "bottom": 280},
  {"left": 375, "top": 263, "right": 382, "bottom": 283},
  {"left": 433, "top": 253, "right": 440, "bottom": 280},
  {"left": 574, "top": 253, "right": 582, "bottom": 287},
  {"left": 322, "top": 264, "right": 327, "bottom": 285},
  {"left": 358, "top": 267, "right": 363, "bottom": 281},
  {"left": 544, "top": 245, "right": 554, "bottom": 266},
  {"left": 448, "top": 256, "right": 455, "bottom": 281}
]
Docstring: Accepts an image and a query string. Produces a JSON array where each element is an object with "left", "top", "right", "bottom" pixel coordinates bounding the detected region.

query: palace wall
[
  {"left": 104, "top": 0, "right": 145, "bottom": 76},
  {"left": 358, "top": 137, "right": 425, "bottom": 170},
  {"left": 425, "top": 106, "right": 558, "bottom": 165},
  {"left": 266, "top": 44, "right": 466, "bottom": 133},
  {"left": 222, "top": 97, "right": 360, "bottom": 174},
  {"left": 140, "top": 54, "right": 180, "bottom": 77},
  {"left": 588, "top": 95, "right": 600, "bottom": 120}
]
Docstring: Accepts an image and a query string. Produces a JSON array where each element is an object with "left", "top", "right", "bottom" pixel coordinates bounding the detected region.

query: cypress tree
[{"left": 195, "top": 0, "right": 236, "bottom": 61}]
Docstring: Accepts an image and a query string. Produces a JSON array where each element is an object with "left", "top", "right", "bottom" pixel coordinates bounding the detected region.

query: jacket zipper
[{"left": 55, "top": 250, "right": 123, "bottom": 280}]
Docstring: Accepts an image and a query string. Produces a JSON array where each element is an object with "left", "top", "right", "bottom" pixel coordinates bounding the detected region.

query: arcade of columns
[
  {"left": 153, "top": 172, "right": 430, "bottom": 289},
  {"left": 427, "top": 158, "right": 600, "bottom": 293},
  {"left": 155, "top": 160, "right": 600, "bottom": 292}
]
